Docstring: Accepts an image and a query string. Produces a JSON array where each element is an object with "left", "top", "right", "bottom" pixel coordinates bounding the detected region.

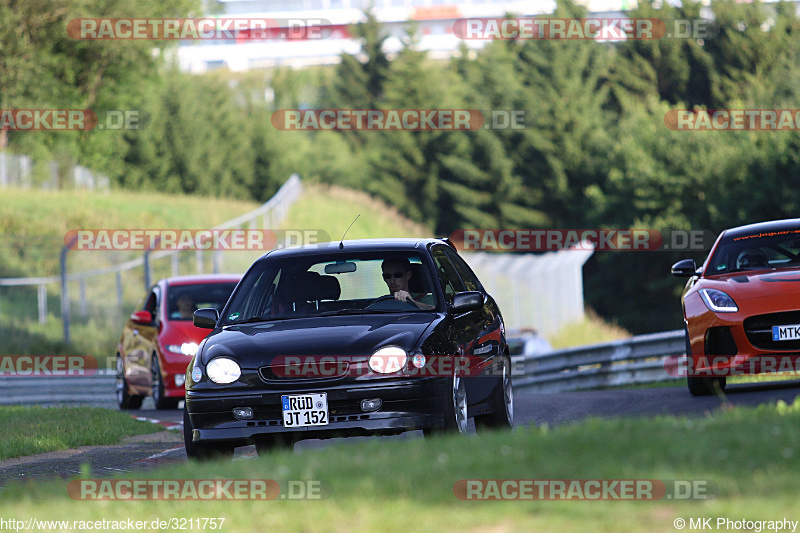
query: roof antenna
[{"left": 339, "top": 214, "right": 360, "bottom": 249}]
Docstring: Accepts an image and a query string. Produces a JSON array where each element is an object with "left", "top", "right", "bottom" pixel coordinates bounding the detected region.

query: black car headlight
[{"left": 206, "top": 357, "right": 241, "bottom": 384}]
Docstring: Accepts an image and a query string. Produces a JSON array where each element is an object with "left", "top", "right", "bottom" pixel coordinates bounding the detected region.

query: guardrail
[
  {"left": 1, "top": 330, "right": 686, "bottom": 405},
  {"left": 0, "top": 370, "right": 116, "bottom": 406},
  {"left": 0, "top": 174, "right": 303, "bottom": 343},
  {"left": 511, "top": 329, "right": 685, "bottom": 393}
]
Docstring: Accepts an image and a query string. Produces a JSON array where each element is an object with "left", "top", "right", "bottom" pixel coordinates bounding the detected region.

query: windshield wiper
[
  {"left": 314, "top": 307, "right": 416, "bottom": 316},
  {"left": 226, "top": 315, "right": 283, "bottom": 325}
]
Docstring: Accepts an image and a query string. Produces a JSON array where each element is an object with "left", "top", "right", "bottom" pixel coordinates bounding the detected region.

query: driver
[
  {"left": 381, "top": 258, "right": 435, "bottom": 310},
  {"left": 173, "top": 294, "right": 197, "bottom": 319}
]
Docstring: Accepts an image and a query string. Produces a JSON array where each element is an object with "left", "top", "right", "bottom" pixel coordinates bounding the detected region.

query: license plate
[
  {"left": 772, "top": 324, "right": 800, "bottom": 341},
  {"left": 281, "top": 393, "right": 328, "bottom": 427}
]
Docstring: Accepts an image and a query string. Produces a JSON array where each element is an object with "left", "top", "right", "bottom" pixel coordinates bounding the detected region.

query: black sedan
[{"left": 183, "top": 238, "right": 512, "bottom": 459}]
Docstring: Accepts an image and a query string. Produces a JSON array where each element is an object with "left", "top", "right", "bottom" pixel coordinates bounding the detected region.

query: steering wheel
[{"left": 365, "top": 295, "right": 418, "bottom": 310}]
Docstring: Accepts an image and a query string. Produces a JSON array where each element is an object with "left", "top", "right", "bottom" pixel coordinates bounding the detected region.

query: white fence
[
  {"left": 0, "top": 174, "right": 303, "bottom": 342},
  {"left": 465, "top": 246, "right": 594, "bottom": 336},
  {"left": 0, "top": 152, "right": 110, "bottom": 191},
  {"left": 1, "top": 172, "right": 596, "bottom": 343}
]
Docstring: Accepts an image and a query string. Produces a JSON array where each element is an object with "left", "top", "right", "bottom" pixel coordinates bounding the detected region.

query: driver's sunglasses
[{"left": 382, "top": 272, "right": 405, "bottom": 280}]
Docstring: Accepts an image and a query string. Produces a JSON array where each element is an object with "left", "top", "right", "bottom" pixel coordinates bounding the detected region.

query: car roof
[
  {"left": 255, "top": 238, "right": 451, "bottom": 260},
  {"left": 161, "top": 274, "right": 242, "bottom": 287},
  {"left": 721, "top": 218, "right": 800, "bottom": 240}
]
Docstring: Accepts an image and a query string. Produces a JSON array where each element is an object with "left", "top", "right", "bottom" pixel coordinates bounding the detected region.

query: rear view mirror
[
  {"left": 671, "top": 258, "right": 698, "bottom": 277},
  {"left": 193, "top": 308, "right": 219, "bottom": 329},
  {"left": 130, "top": 310, "right": 153, "bottom": 325},
  {"left": 325, "top": 262, "right": 357, "bottom": 274},
  {"left": 451, "top": 291, "right": 484, "bottom": 313}
]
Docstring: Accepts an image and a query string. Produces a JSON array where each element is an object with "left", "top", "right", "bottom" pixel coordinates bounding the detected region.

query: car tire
[
  {"left": 183, "top": 405, "right": 235, "bottom": 460},
  {"left": 254, "top": 434, "right": 296, "bottom": 456},
  {"left": 116, "top": 355, "right": 143, "bottom": 410},
  {"left": 424, "top": 373, "right": 468, "bottom": 436},
  {"left": 684, "top": 328, "right": 727, "bottom": 396},
  {"left": 475, "top": 355, "right": 513, "bottom": 431},
  {"left": 152, "top": 354, "right": 180, "bottom": 410},
  {"left": 687, "top": 376, "right": 727, "bottom": 396}
]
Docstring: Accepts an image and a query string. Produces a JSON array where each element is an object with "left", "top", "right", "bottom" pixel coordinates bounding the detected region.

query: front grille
[
  {"left": 259, "top": 361, "right": 350, "bottom": 383},
  {"left": 744, "top": 311, "right": 800, "bottom": 350}
]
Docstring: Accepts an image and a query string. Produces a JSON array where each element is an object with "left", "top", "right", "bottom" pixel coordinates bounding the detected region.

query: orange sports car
[{"left": 672, "top": 219, "right": 800, "bottom": 395}]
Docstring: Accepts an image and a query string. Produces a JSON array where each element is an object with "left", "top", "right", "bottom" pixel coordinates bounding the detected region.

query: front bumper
[{"left": 185, "top": 377, "right": 448, "bottom": 445}]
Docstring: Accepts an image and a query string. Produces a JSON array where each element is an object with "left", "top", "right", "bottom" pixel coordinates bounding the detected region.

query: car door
[
  {"left": 123, "top": 287, "right": 160, "bottom": 390},
  {"left": 430, "top": 244, "right": 479, "bottom": 367},
  {"left": 440, "top": 245, "right": 504, "bottom": 407}
]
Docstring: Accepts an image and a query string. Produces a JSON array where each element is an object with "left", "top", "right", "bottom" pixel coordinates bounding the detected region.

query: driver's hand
[{"left": 394, "top": 290, "right": 411, "bottom": 302}]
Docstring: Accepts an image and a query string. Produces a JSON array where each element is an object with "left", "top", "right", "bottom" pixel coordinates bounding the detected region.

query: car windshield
[
  {"left": 222, "top": 252, "right": 439, "bottom": 324},
  {"left": 706, "top": 228, "right": 800, "bottom": 275},
  {"left": 167, "top": 283, "right": 239, "bottom": 321}
]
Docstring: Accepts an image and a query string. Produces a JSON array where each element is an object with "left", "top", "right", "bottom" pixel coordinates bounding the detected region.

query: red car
[
  {"left": 116, "top": 274, "right": 241, "bottom": 409},
  {"left": 672, "top": 219, "right": 800, "bottom": 395}
]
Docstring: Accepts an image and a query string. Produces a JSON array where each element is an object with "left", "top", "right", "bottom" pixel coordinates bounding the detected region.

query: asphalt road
[{"left": 2, "top": 379, "right": 800, "bottom": 486}]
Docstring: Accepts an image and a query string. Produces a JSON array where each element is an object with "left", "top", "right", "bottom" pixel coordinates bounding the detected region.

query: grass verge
[
  {"left": 547, "top": 309, "right": 631, "bottom": 349},
  {"left": 1, "top": 183, "right": 428, "bottom": 364},
  {"left": 2, "top": 399, "right": 800, "bottom": 531},
  {"left": 0, "top": 406, "right": 163, "bottom": 460}
]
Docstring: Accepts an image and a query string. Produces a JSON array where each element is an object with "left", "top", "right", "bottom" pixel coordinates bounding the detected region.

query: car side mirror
[
  {"left": 193, "top": 308, "right": 219, "bottom": 329},
  {"left": 671, "top": 258, "right": 698, "bottom": 277},
  {"left": 130, "top": 310, "right": 153, "bottom": 325},
  {"left": 451, "top": 291, "right": 484, "bottom": 313}
]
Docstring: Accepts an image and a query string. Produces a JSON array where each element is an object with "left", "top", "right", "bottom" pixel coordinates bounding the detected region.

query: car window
[
  {"left": 431, "top": 246, "right": 466, "bottom": 303},
  {"left": 222, "top": 251, "right": 439, "bottom": 323},
  {"left": 442, "top": 246, "right": 482, "bottom": 292},
  {"left": 142, "top": 288, "right": 159, "bottom": 319},
  {"left": 167, "top": 283, "right": 238, "bottom": 321},
  {"left": 707, "top": 229, "right": 800, "bottom": 274}
]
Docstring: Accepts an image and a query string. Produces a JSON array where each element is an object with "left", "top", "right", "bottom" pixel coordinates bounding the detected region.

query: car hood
[
  {"left": 200, "top": 313, "right": 439, "bottom": 367},
  {"left": 162, "top": 320, "right": 213, "bottom": 343},
  {"left": 701, "top": 268, "right": 800, "bottom": 304}
]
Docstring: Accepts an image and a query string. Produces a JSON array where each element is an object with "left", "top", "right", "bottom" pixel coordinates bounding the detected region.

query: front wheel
[
  {"left": 183, "top": 406, "right": 234, "bottom": 461},
  {"left": 475, "top": 356, "right": 513, "bottom": 431},
  {"left": 152, "top": 355, "right": 180, "bottom": 410},
  {"left": 116, "top": 355, "right": 143, "bottom": 410},
  {"left": 424, "top": 373, "right": 468, "bottom": 437}
]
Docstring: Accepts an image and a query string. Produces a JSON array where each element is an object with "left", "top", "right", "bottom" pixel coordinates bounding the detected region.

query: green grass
[
  {"left": 278, "top": 183, "right": 432, "bottom": 240},
  {"left": 0, "top": 187, "right": 261, "bottom": 362},
  {"left": 547, "top": 310, "right": 631, "bottom": 349},
  {"left": 2, "top": 400, "right": 800, "bottom": 531},
  {"left": 0, "top": 183, "right": 428, "bottom": 364},
  {"left": 0, "top": 406, "right": 162, "bottom": 459}
]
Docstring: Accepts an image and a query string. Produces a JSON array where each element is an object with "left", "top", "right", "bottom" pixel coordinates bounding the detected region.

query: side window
[
  {"left": 142, "top": 288, "right": 159, "bottom": 320},
  {"left": 431, "top": 246, "right": 466, "bottom": 303},
  {"left": 442, "top": 247, "right": 482, "bottom": 292}
]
